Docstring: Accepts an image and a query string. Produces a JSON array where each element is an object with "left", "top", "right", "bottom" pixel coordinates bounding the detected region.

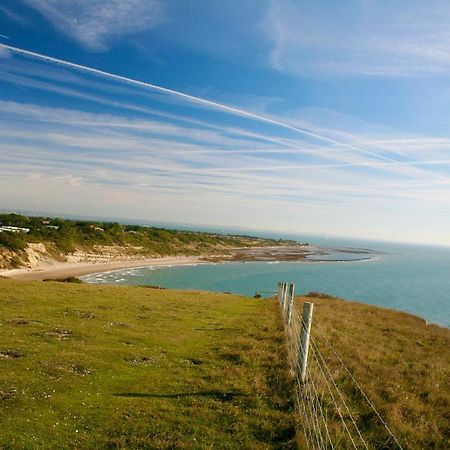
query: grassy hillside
[
  {"left": 299, "top": 292, "right": 450, "bottom": 449},
  {"left": 0, "top": 278, "right": 296, "bottom": 449},
  {"left": 0, "top": 213, "right": 293, "bottom": 269},
  {"left": 1, "top": 279, "right": 449, "bottom": 449}
]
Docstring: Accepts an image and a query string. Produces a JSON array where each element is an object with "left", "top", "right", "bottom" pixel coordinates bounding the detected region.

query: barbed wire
[
  {"left": 276, "top": 282, "right": 403, "bottom": 450},
  {"left": 315, "top": 333, "right": 404, "bottom": 450}
]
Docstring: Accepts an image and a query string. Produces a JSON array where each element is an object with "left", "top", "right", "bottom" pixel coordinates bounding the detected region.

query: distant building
[
  {"left": 0, "top": 226, "right": 30, "bottom": 234},
  {"left": 45, "top": 225, "right": 60, "bottom": 230}
]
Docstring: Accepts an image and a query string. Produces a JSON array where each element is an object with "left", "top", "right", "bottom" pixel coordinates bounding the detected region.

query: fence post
[
  {"left": 282, "top": 283, "right": 288, "bottom": 317},
  {"left": 276, "top": 282, "right": 281, "bottom": 303},
  {"left": 298, "top": 302, "right": 314, "bottom": 383},
  {"left": 287, "top": 283, "right": 295, "bottom": 325},
  {"left": 284, "top": 282, "right": 292, "bottom": 322}
]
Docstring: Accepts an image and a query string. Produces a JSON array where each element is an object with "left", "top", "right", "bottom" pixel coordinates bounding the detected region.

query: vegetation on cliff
[{"left": 0, "top": 213, "right": 293, "bottom": 269}]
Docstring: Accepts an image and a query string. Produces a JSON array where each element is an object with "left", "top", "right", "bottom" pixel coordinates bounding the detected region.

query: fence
[{"left": 276, "top": 282, "right": 404, "bottom": 450}]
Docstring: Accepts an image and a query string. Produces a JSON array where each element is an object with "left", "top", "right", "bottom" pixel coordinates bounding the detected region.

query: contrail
[{"left": 0, "top": 43, "right": 433, "bottom": 173}]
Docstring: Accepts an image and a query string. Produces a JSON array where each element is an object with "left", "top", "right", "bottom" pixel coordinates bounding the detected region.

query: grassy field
[
  {"left": 1, "top": 278, "right": 449, "bottom": 449},
  {"left": 0, "top": 278, "right": 296, "bottom": 449},
  {"left": 297, "top": 292, "right": 450, "bottom": 449}
]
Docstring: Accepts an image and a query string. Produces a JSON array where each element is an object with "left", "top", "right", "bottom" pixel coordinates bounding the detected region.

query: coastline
[
  {"left": 0, "top": 256, "right": 204, "bottom": 281},
  {"left": 0, "top": 244, "right": 377, "bottom": 281}
]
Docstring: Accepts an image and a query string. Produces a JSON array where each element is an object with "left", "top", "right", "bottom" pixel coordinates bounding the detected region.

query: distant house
[
  {"left": 90, "top": 225, "right": 104, "bottom": 232},
  {"left": 45, "top": 225, "right": 60, "bottom": 230},
  {"left": 0, "top": 226, "right": 30, "bottom": 234}
]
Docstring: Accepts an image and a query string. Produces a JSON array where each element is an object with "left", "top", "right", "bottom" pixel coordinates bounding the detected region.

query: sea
[{"left": 81, "top": 233, "right": 450, "bottom": 328}]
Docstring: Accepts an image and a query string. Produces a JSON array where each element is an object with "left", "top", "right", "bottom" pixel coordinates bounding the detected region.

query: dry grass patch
[{"left": 293, "top": 294, "right": 450, "bottom": 449}]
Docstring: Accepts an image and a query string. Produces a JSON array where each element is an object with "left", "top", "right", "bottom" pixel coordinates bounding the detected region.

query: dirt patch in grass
[
  {"left": 0, "top": 350, "right": 23, "bottom": 359},
  {"left": 42, "top": 361, "right": 93, "bottom": 379},
  {"left": 186, "top": 357, "right": 203, "bottom": 365},
  {"left": 7, "top": 318, "right": 31, "bottom": 325},
  {"left": 0, "top": 388, "right": 18, "bottom": 400},
  {"left": 107, "top": 321, "right": 129, "bottom": 327},
  {"left": 125, "top": 355, "right": 157, "bottom": 366},
  {"left": 63, "top": 308, "right": 97, "bottom": 319},
  {"left": 44, "top": 328, "right": 74, "bottom": 340},
  {"left": 220, "top": 350, "right": 245, "bottom": 365}
]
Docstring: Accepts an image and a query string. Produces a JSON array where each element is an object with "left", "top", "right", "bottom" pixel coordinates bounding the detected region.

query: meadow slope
[
  {"left": 0, "top": 279, "right": 296, "bottom": 449},
  {"left": 0, "top": 279, "right": 449, "bottom": 449},
  {"left": 298, "top": 292, "right": 450, "bottom": 449}
]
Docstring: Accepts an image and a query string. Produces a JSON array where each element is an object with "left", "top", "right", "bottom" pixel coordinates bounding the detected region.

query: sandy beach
[
  {"left": 0, "top": 244, "right": 375, "bottom": 281},
  {"left": 0, "top": 256, "right": 203, "bottom": 281}
]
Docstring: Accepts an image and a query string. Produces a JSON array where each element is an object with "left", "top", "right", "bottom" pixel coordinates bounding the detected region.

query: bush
[
  {"left": 0, "top": 233, "right": 27, "bottom": 252},
  {"left": 305, "top": 291, "right": 340, "bottom": 300},
  {"left": 44, "top": 277, "right": 82, "bottom": 283}
]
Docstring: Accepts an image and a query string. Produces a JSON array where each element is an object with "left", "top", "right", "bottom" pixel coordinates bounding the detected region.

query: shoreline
[
  {"left": 0, "top": 244, "right": 378, "bottom": 281},
  {"left": 0, "top": 256, "right": 204, "bottom": 281}
]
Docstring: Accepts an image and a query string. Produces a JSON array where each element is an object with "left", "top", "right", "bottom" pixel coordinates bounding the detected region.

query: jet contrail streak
[{"left": 0, "top": 43, "right": 437, "bottom": 176}]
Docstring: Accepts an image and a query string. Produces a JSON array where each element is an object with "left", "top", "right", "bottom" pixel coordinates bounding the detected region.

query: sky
[{"left": 1, "top": 1, "right": 450, "bottom": 245}]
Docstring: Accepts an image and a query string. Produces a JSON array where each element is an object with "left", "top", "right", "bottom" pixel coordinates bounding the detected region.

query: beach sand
[
  {"left": 0, "top": 244, "right": 370, "bottom": 281},
  {"left": 0, "top": 256, "right": 203, "bottom": 281}
]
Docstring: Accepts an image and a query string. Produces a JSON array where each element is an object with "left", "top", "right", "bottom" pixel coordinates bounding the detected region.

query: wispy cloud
[
  {"left": 264, "top": 0, "right": 450, "bottom": 77},
  {"left": 2, "top": 99, "right": 450, "bottom": 207},
  {"left": 2, "top": 47, "right": 450, "bottom": 243},
  {"left": 0, "top": 5, "right": 29, "bottom": 26},
  {"left": 4, "top": 42, "right": 445, "bottom": 185},
  {"left": 23, "top": 0, "right": 164, "bottom": 51}
]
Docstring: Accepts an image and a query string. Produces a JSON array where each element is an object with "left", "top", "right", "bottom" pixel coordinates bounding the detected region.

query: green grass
[
  {"left": 2, "top": 279, "right": 448, "bottom": 449},
  {"left": 0, "top": 279, "right": 296, "bottom": 449}
]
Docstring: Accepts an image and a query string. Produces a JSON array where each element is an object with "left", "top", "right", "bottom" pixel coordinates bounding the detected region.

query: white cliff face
[{"left": 24, "top": 243, "right": 55, "bottom": 268}]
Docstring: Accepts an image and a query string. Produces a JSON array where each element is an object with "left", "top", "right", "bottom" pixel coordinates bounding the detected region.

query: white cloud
[
  {"left": 264, "top": 0, "right": 450, "bottom": 77},
  {"left": 3, "top": 50, "right": 450, "bottom": 243},
  {"left": 24, "top": 0, "right": 164, "bottom": 51},
  {"left": 2, "top": 99, "right": 450, "bottom": 207},
  {"left": 0, "top": 5, "right": 29, "bottom": 26}
]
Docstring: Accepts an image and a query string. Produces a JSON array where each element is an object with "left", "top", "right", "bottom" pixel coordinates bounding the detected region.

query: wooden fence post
[
  {"left": 282, "top": 283, "right": 288, "bottom": 316},
  {"left": 287, "top": 283, "right": 295, "bottom": 325},
  {"left": 298, "top": 302, "right": 314, "bottom": 383}
]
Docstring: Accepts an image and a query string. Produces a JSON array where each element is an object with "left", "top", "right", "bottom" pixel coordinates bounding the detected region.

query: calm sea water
[{"left": 81, "top": 236, "right": 450, "bottom": 328}]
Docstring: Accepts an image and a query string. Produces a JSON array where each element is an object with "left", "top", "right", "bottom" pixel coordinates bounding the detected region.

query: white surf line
[{"left": 0, "top": 43, "right": 434, "bottom": 175}]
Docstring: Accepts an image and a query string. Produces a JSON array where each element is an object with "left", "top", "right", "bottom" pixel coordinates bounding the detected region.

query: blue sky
[{"left": 1, "top": 1, "right": 450, "bottom": 245}]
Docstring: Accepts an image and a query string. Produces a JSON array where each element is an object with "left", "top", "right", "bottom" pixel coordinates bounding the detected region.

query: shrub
[
  {"left": 305, "top": 291, "right": 340, "bottom": 300},
  {"left": 0, "top": 233, "right": 27, "bottom": 252},
  {"left": 44, "top": 277, "right": 82, "bottom": 283}
]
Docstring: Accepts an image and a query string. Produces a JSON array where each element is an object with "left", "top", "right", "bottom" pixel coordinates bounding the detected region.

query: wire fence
[{"left": 276, "top": 282, "right": 404, "bottom": 450}]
